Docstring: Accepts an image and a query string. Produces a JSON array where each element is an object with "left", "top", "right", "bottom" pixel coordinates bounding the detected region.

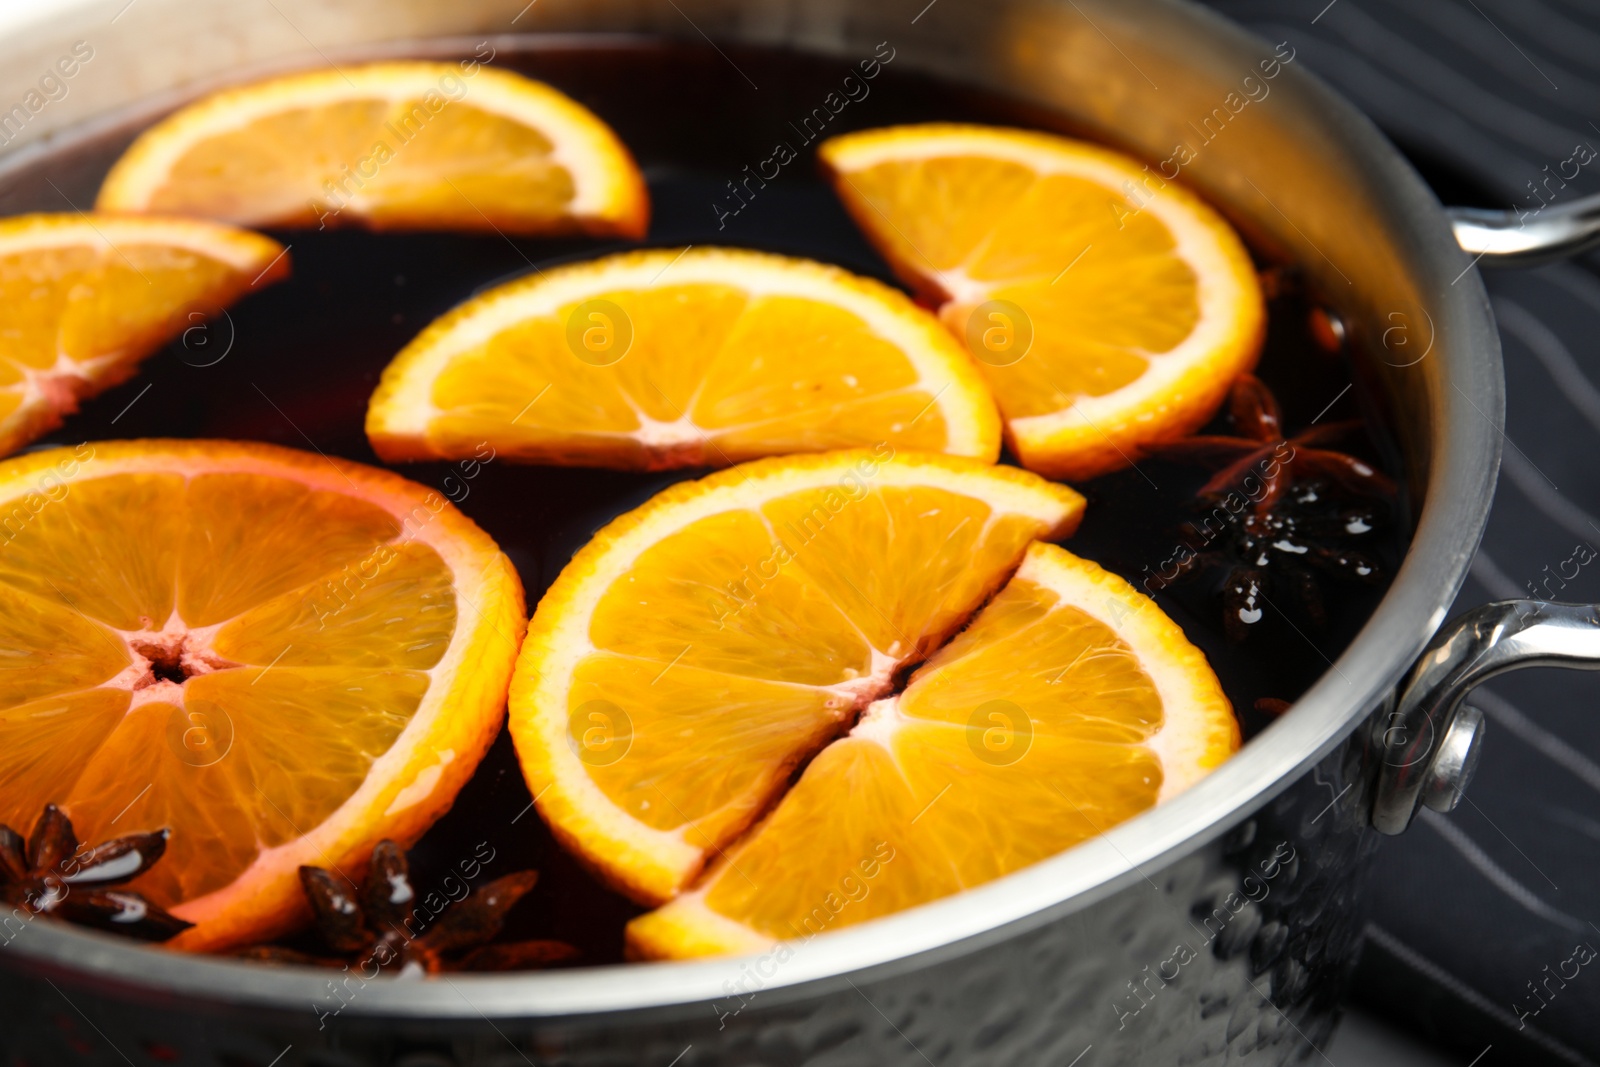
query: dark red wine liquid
[{"left": 0, "top": 40, "right": 1408, "bottom": 964}]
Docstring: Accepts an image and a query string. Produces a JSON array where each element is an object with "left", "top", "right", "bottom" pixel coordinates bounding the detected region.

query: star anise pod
[
  {"left": 0, "top": 804, "right": 191, "bottom": 941},
  {"left": 237, "top": 840, "right": 578, "bottom": 973},
  {"left": 1143, "top": 374, "right": 1395, "bottom": 640}
]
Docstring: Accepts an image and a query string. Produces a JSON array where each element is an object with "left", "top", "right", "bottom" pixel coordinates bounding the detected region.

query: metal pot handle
[
  {"left": 1450, "top": 194, "right": 1600, "bottom": 266},
  {"left": 1370, "top": 202, "right": 1600, "bottom": 831},
  {"left": 1372, "top": 600, "right": 1600, "bottom": 833},
  {"left": 1382, "top": 202, "right": 1600, "bottom": 831}
]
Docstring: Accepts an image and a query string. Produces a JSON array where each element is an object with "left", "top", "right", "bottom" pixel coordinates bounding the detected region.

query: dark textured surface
[{"left": 1200, "top": 2, "right": 1600, "bottom": 1065}]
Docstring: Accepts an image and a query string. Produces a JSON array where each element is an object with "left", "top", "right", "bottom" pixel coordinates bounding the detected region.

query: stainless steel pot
[{"left": 3, "top": 0, "right": 1597, "bottom": 1064}]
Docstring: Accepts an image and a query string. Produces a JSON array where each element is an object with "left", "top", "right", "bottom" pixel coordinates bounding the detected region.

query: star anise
[
  {"left": 1143, "top": 374, "right": 1394, "bottom": 640},
  {"left": 0, "top": 804, "right": 191, "bottom": 941},
  {"left": 237, "top": 840, "right": 578, "bottom": 974}
]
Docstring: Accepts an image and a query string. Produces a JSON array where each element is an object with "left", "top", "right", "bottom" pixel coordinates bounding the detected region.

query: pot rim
[{"left": 0, "top": 0, "right": 1502, "bottom": 1021}]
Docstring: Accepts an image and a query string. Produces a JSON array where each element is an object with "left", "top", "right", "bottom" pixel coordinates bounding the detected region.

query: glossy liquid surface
[{"left": 0, "top": 41, "right": 1407, "bottom": 964}]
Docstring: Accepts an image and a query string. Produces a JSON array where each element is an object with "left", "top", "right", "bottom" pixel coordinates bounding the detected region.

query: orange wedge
[
  {"left": 0, "top": 440, "right": 524, "bottom": 951},
  {"left": 96, "top": 61, "right": 648, "bottom": 237},
  {"left": 629, "top": 542, "right": 1237, "bottom": 958},
  {"left": 508, "top": 449, "right": 1085, "bottom": 905},
  {"left": 820, "top": 124, "right": 1265, "bottom": 481},
  {"left": 0, "top": 214, "right": 287, "bottom": 458},
  {"left": 366, "top": 248, "right": 1002, "bottom": 470}
]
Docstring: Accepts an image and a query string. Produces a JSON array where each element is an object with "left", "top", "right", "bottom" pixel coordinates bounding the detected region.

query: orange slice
[
  {"left": 0, "top": 439, "right": 524, "bottom": 951},
  {"left": 95, "top": 61, "right": 647, "bottom": 237},
  {"left": 820, "top": 124, "right": 1265, "bottom": 481},
  {"left": 508, "top": 449, "right": 1084, "bottom": 904},
  {"left": 366, "top": 248, "right": 1002, "bottom": 470},
  {"left": 0, "top": 214, "right": 287, "bottom": 458},
  {"left": 629, "top": 542, "right": 1237, "bottom": 958}
]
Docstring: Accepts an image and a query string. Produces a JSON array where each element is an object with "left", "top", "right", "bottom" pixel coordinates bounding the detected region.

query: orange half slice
[
  {"left": 96, "top": 61, "right": 648, "bottom": 237},
  {"left": 0, "top": 214, "right": 287, "bottom": 458},
  {"left": 0, "top": 440, "right": 524, "bottom": 950},
  {"left": 367, "top": 248, "right": 1001, "bottom": 470},
  {"left": 820, "top": 124, "right": 1265, "bottom": 480},
  {"left": 508, "top": 449, "right": 1086, "bottom": 904}
]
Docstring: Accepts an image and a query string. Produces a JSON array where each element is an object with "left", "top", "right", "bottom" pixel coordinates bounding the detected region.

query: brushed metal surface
[{"left": 0, "top": 743, "right": 1377, "bottom": 1065}]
